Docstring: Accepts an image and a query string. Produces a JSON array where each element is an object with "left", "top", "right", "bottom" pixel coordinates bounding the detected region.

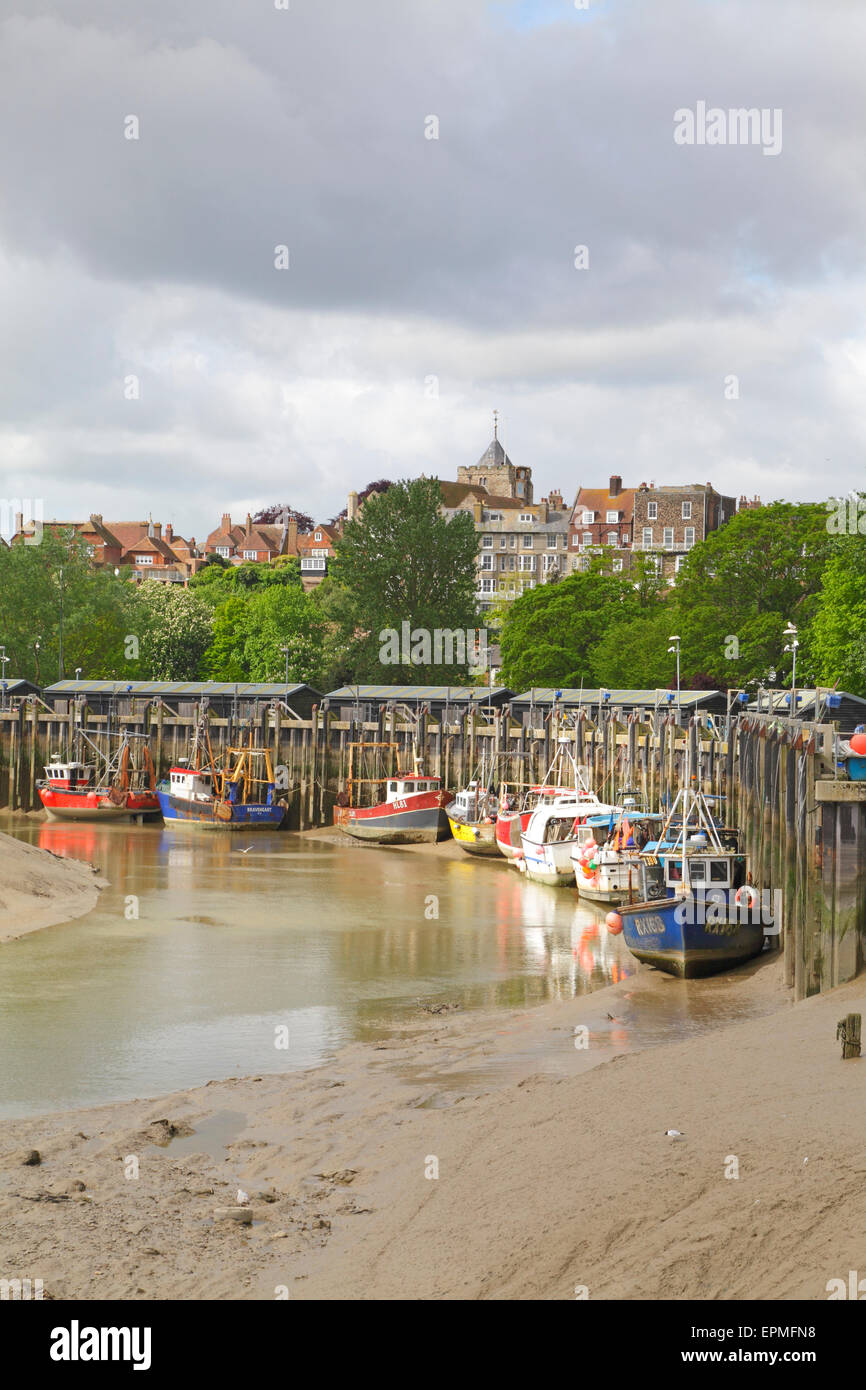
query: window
[
  {"left": 519, "top": 554, "right": 536, "bottom": 571},
  {"left": 663, "top": 527, "right": 674, "bottom": 549},
  {"left": 642, "top": 527, "right": 653, "bottom": 549},
  {"left": 216, "top": 546, "right": 230, "bottom": 558},
  {"left": 480, "top": 577, "right": 494, "bottom": 593},
  {"left": 582, "top": 531, "right": 592, "bottom": 547},
  {"left": 301, "top": 557, "right": 326, "bottom": 570},
  {"left": 481, "top": 535, "right": 493, "bottom": 548},
  {"left": 509, "top": 536, "right": 516, "bottom": 548},
  {"left": 314, "top": 530, "right": 322, "bottom": 541},
  {"left": 243, "top": 549, "right": 258, "bottom": 560},
  {"left": 136, "top": 554, "right": 154, "bottom": 564},
  {"left": 519, "top": 512, "right": 533, "bottom": 523},
  {"left": 681, "top": 501, "right": 692, "bottom": 520},
  {"left": 543, "top": 553, "right": 558, "bottom": 571},
  {"left": 607, "top": 531, "right": 617, "bottom": 546},
  {"left": 546, "top": 534, "right": 557, "bottom": 548},
  {"left": 684, "top": 526, "right": 695, "bottom": 548},
  {"left": 612, "top": 557, "right": 624, "bottom": 572},
  {"left": 647, "top": 501, "right": 658, "bottom": 520},
  {"left": 522, "top": 534, "right": 533, "bottom": 548},
  {"left": 571, "top": 534, "right": 579, "bottom": 547},
  {"left": 499, "top": 536, "right": 507, "bottom": 548},
  {"left": 606, "top": 510, "right": 619, "bottom": 523},
  {"left": 582, "top": 510, "right": 594, "bottom": 524},
  {"left": 480, "top": 554, "right": 493, "bottom": 570},
  {"left": 674, "top": 555, "right": 686, "bottom": 573}
]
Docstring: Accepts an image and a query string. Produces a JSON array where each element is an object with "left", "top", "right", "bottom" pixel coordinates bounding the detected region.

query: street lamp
[
  {"left": 279, "top": 644, "right": 290, "bottom": 696},
  {"left": 783, "top": 623, "right": 799, "bottom": 712},
  {"left": 34, "top": 638, "right": 42, "bottom": 685},
  {"left": 667, "top": 635, "right": 681, "bottom": 719},
  {"left": 0, "top": 646, "right": 9, "bottom": 709}
]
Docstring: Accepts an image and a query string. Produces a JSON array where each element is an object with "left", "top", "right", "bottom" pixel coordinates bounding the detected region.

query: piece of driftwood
[{"left": 836, "top": 1013, "right": 862, "bottom": 1060}]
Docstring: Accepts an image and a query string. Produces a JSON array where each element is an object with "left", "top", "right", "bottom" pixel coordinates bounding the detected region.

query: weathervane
[{"left": 493, "top": 409, "right": 499, "bottom": 440}]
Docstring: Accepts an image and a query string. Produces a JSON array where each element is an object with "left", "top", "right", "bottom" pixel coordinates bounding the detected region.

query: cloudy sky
[{"left": 0, "top": 0, "right": 863, "bottom": 540}]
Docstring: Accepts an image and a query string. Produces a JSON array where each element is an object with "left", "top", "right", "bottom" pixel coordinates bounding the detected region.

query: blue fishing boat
[
  {"left": 616, "top": 786, "right": 770, "bottom": 978},
  {"left": 157, "top": 723, "right": 287, "bottom": 831}
]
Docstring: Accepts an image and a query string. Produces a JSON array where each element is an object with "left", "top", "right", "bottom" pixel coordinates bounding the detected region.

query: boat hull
[
  {"left": 620, "top": 896, "right": 765, "bottom": 978},
  {"left": 38, "top": 787, "right": 161, "bottom": 821},
  {"left": 495, "top": 810, "right": 530, "bottom": 859},
  {"left": 447, "top": 815, "right": 500, "bottom": 856},
  {"left": 336, "top": 790, "right": 452, "bottom": 844},
  {"left": 157, "top": 790, "right": 285, "bottom": 830}
]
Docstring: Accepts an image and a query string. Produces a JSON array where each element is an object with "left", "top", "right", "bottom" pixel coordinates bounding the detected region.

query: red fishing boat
[
  {"left": 335, "top": 771, "right": 452, "bottom": 844},
  {"left": 37, "top": 733, "right": 160, "bottom": 821}
]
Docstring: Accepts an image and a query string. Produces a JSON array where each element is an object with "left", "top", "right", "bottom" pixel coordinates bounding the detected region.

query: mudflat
[{"left": 3, "top": 949, "right": 862, "bottom": 1300}]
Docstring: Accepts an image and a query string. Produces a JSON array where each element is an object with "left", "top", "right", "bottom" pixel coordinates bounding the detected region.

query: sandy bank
[
  {"left": 5, "top": 947, "right": 865, "bottom": 1301},
  {"left": 0, "top": 829, "right": 104, "bottom": 943}
]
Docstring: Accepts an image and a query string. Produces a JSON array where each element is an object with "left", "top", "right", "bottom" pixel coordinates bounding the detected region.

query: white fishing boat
[
  {"left": 517, "top": 752, "right": 619, "bottom": 886},
  {"left": 571, "top": 811, "right": 664, "bottom": 905}
]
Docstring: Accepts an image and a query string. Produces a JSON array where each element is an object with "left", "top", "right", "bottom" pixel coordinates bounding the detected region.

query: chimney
[
  {"left": 347, "top": 490, "right": 359, "bottom": 522},
  {"left": 609, "top": 475, "right": 622, "bottom": 498},
  {"left": 153, "top": 522, "right": 162, "bottom": 540},
  {"left": 15, "top": 510, "right": 22, "bottom": 534},
  {"left": 165, "top": 523, "right": 173, "bottom": 543},
  {"left": 147, "top": 514, "right": 154, "bottom": 538},
  {"left": 287, "top": 518, "right": 298, "bottom": 552},
  {"left": 221, "top": 512, "right": 231, "bottom": 533},
  {"left": 90, "top": 513, "right": 103, "bottom": 526},
  {"left": 245, "top": 513, "right": 252, "bottom": 535}
]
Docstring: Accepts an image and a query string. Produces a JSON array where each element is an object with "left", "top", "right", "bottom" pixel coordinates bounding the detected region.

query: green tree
[
  {"left": 201, "top": 596, "right": 251, "bottom": 680},
  {"left": 673, "top": 502, "right": 831, "bottom": 688},
  {"left": 591, "top": 609, "right": 676, "bottom": 688},
  {"left": 499, "top": 567, "right": 638, "bottom": 690},
  {"left": 0, "top": 529, "right": 132, "bottom": 682},
  {"left": 328, "top": 476, "right": 480, "bottom": 683},
  {"left": 242, "top": 585, "right": 327, "bottom": 685},
  {"left": 130, "top": 584, "right": 214, "bottom": 680},
  {"left": 810, "top": 507, "right": 866, "bottom": 696}
]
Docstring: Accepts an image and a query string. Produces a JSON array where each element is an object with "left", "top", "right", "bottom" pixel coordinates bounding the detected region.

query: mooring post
[{"left": 837, "top": 1013, "right": 861, "bottom": 1060}]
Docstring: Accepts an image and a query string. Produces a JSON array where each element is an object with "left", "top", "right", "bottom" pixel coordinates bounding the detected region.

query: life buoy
[{"left": 734, "top": 885, "right": 758, "bottom": 908}]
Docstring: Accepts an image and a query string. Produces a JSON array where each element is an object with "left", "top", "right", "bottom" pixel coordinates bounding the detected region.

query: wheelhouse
[
  {"left": 42, "top": 760, "right": 94, "bottom": 789},
  {"left": 385, "top": 774, "right": 441, "bottom": 802}
]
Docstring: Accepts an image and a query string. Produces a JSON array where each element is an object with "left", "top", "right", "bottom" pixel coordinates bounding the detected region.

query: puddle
[{"left": 143, "top": 1109, "right": 248, "bottom": 1162}]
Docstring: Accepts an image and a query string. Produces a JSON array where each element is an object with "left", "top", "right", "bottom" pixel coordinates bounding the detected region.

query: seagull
[
  {"left": 665, "top": 1129, "right": 685, "bottom": 1140},
  {"left": 237, "top": 1188, "right": 249, "bottom": 1205},
  {"left": 237, "top": 846, "right": 255, "bottom": 855}
]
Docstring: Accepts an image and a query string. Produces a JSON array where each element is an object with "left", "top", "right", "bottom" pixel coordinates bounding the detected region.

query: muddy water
[{"left": 0, "top": 817, "right": 772, "bottom": 1119}]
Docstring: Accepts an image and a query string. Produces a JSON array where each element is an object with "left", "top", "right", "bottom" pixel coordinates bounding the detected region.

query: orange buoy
[{"left": 605, "top": 911, "right": 623, "bottom": 935}]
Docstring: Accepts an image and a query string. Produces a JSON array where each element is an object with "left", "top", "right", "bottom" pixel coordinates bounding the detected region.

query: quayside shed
[
  {"left": 324, "top": 684, "right": 513, "bottom": 724},
  {"left": 42, "top": 680, "right": 322, "bottom": 720},
  {"left": 509, "top": 687, "right": 727, "bottom": 726}
]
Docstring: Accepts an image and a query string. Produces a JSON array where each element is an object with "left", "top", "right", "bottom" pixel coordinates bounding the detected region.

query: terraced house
[
  {"left": 440, "top": 437, "right": 570, "bottom": 613},
  {"left": 568, "top": 478, "right": 738, "bottom": 581}
]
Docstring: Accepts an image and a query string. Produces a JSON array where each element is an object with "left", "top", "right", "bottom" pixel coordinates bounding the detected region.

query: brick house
[
  {"left": 297, "top": 524, "right": 339, "bottom": 590},
  {"left": 632, "top": 482, "right": 736, "bottom": 580},
  {"left": 204, "top": 513, "right": 298, "bottom": 565},
  {"left": 567, "top": 476, "right": 635, "bottom": 574}
]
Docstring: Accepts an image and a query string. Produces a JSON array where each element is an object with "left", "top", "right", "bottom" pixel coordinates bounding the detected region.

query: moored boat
[
  {"left": 336, "top": 771, "right": 452, "bottom": 844},
  {"left": 617, "top": 786, "right": 769, "bottom": 978},
  {"left": 157, "top": 723, "right": 286, "bottom": 830},
  {"left": 37, "top": 733, "right": 160, "bottom": 821},
  {"left": 571, "top": 812, "right": 663, "bottom": 905},
  {"left": 446, "top": 768, "right": 501, "bottom": 856}
]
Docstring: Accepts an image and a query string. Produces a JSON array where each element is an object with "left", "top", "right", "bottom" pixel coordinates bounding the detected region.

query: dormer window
[{"left": 315, "top": 531, "right": 322, "bottom": 541}]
